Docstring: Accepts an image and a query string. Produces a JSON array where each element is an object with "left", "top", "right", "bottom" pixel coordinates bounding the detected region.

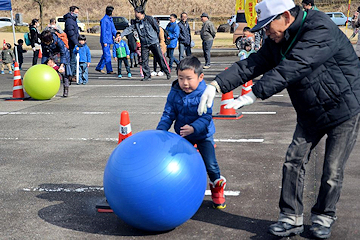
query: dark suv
[{"left": 113, "top": 16, "right": 129, "bottom": 30}]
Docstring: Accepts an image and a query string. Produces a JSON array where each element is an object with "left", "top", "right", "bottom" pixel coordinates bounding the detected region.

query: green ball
[{"left": 23, "top": 64, "right": 61, "bottom": 100}]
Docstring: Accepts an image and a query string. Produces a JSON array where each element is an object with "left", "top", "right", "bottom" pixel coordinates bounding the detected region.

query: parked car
[
  {"left": 113, "top": 16, "right": 129, "bottom": 30},
  {"left": 232, "top": 10, "right": 248, "bottom": 49},
  {"left": 0, "top": 17, "right": 13, "bottom": 28},
  {"left": 326, "top": 12, "right": 352, "bottom": 26},
  {"left": 56, "top": 16, "right": 86, "bottom": 32}
]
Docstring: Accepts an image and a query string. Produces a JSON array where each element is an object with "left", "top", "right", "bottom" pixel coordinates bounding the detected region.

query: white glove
[
  {"left": 197, "top": 84, "right": 216, "bottom": 115},
  {"left": 225, "top": 91, "right": 257, "bottom": 109}
]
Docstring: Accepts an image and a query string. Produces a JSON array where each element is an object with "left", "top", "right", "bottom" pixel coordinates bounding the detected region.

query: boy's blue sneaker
[
  {"left": 1, "top": 71, "right": 4, "bottom": 74},
  {"left": 127, "top": 73, "right": 132, "bottom": 78},
  {"left": 209, "top": 176, "right": 227, "bottom": 209},
  {"left": 118, "top": 74, "right": 122, "bottom": 78},
  {"left": 9, "top": 71, "right": 12, "bottom": 74}
]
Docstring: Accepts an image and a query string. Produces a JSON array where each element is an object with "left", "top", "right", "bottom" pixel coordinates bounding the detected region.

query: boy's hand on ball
[{"left": 180, "top": 125, "right": 194, "bottom": 137}]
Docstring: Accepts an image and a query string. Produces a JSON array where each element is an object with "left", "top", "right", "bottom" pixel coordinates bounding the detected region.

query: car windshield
[{"left": 236, "top": 13, "right": 247, "bottom": 23}]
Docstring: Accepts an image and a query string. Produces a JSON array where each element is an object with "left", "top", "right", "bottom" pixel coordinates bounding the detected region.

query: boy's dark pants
[
  {"left": 117, "top": 57, "right": 131, "bottom": 75},
  {"left": 189, "top": 136, "right": 220, "bottom": 182}
]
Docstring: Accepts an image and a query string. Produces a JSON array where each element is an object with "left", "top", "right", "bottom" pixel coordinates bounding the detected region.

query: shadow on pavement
[{"left": 36, "top": 183, "right": 312, "bottom": 238}]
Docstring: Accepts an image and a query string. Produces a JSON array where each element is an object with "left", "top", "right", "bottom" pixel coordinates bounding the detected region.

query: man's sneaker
[
  {"left": 157, "top": 71, "right": 164, "bottom": 76},
  {"left": 118, "top": 74, "right": 122, "bottom": 78},
  {"left": 166, "top": 73, "right": 171, "bottom": 80},
  {"left": 209, "top": 176, "right": 226, "bottom": 209},
  {"left": 310, "top": 223, "right": 332, "bottom": 239},
  {"left": 203, "top": 65, "right": 210, "bottom": 69},
  {"left": 127, "top": 73, "right": 132, "bottom": 78},
  {"left": 151, "top": 71, "right": 157, "bottom": 76},
  {"left": 1, "top": 71, "right": 4, "bottom": 74},
  {"left": 141, "top": 77, "right": 151, "bottom": 81},
  {"left": 268, "top": 221, "right": 304, "bottom": 237}
]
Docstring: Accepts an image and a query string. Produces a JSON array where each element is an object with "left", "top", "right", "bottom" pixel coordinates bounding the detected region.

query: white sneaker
[
  {"left": 151, "top": 71, "right": 157, "bottom": 77},
  {"left": 157, "top": 71, "right": 164, "bottom": 76}
]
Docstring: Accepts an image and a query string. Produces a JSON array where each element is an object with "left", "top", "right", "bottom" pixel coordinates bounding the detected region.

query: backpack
[
  {"left": 162, "top": 28, "right": 170, "bottom": 45},
  {"left": 24, "top": 32, "right": 31, "bottom": 46},
  {"left": 54, "top": 31, "right": 69, "bottom": 49}
]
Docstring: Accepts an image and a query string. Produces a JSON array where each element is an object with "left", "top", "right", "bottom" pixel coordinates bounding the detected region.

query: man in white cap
[{"left": 197, "top": 0, "right": 360, "bottom": 238}]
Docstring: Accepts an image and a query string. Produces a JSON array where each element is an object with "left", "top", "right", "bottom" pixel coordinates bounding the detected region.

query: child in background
[
  {"left": 14, "top": 39, "right": 27, "bottom": 70},
  {"left": 44, "top": 57, "right": 63, "bottom": 81},
  {"left": 73, "top": 35, "right": 91, "bottom": 85},
  {"left": 136, "top": 40, "right": 143, "bottom": 77},
  {"left": 156, "top": 56, "right": 227, "bottom": 209},
  {"left": 238, "top": 39, "right": 256, "bottom": 60},
  {"left": 1, "top": 43, "right": 15, "bottom": 74},
  {"left": 113, "top": 32, "right": 131, "bottom": 78}
]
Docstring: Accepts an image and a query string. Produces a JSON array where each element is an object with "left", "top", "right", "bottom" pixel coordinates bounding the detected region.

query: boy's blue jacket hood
[{"left": 157, "top": 80, "right": 215, "bottom": 141}]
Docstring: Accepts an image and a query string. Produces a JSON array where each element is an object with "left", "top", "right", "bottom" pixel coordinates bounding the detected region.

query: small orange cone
[
  {"left": 118, "top": 111, "right": 133, "bottom": 144},
  {"left": 5, "top": 62, "right": 25, "bottom": 101},
  {"left": 213, "top": 91, "right": 243, "bottom": 120},
  {"left": 2, "top": 39, "right": 5, "bottom": 50},
  {"left": 241, "top": 80, "right": 253, "bottom": 96},
  {"left": 38, "top": 48, "right": 42, "bottom": 59}
]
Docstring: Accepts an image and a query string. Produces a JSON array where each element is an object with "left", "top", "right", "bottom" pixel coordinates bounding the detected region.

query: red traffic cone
[
  {"left": 213, "top": 91, "right": 243, "bottom": 120},
  {"left": 241, "top": 80, "right": 253, "bottom": 96},
  {"left": 118, "top": 111, "right": 133, "bottom": 144},
  {"left": 2, "top": 39, "right": 5, "bottom": 50},
  {"left": 5, "top": 62, "right": 25, "bottom": 101}
]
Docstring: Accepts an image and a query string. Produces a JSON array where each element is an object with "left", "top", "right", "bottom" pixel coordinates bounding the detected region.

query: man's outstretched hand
[
  {"left": 197, "top": 84, "right": 216, "bottom": 115},
  {"left": 225, "top": 91, "right": 257, "bottom": 109}
]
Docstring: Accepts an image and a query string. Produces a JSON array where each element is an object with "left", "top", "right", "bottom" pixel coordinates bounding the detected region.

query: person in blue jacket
[
  {"left": 64, "top": 6, "right": 80, "bottom": 81},
  {"left": 95, "top": 6, "right": 117, "bottom": 74},
  {"left": 113, "top": 32, "right": 131, "bottom": 78},
  {"left": 156, "top": 56, "right": 227, "bottom": 209},
  {"left": 165, "top": 14, "right": 180, "bottom": 71},
  {"left": 41, "top": 30, "right": 71, "bottom": 97},
  {"left": 73, "top": 35, "right": 91, "bottom": 84}
]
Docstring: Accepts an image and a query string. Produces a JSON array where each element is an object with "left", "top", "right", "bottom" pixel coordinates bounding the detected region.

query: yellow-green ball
[{"left": 23, "top": 65, "right": 61, "bottom": 100}]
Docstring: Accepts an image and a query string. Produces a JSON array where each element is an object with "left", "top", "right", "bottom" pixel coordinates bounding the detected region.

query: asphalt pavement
[{"left": 0, "top": 39, "right": 360, "bottom": 240}]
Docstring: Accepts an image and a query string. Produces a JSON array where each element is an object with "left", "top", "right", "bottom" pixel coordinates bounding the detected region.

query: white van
[{"left": 56, "top": 16, "right": 86, "bottom": 32}]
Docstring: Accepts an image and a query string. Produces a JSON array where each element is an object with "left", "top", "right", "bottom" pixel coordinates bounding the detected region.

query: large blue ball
[{"left": 103, "top": 130, "right": 207, "bottom": 232}]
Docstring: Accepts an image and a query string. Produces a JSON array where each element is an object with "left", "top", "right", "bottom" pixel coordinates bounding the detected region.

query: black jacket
[
  {"left": 215, "top": 8, "right": 360, "bottom": 133},
  {"left": 29, "top": 25, "right": 40, "bottom": 48},
  {"left": 178, "top": 20, "right": 191, "bottom": 46},
  {"left": 64, "top": 12, "right": 79, "bottom": 49}
]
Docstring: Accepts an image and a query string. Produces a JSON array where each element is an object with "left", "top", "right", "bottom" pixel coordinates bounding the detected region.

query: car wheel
[{"left": 235, "top": 37, "right": 242, "bottom": 50}]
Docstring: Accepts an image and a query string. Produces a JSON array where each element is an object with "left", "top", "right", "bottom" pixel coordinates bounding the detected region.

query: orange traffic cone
[
  {"left": 118, "top": 111, "right": 133, "bottom": 144},
  {"left": 213, "top": 91, "right": 243, "bottom": 120},
  {"left": 2, "top": 39, "right": 5, "bottom": 50},
  {"left": 5, "top": 62, "right": 25, "bottom": 101},
  {"left": 38, "top": 48, "right": 42, "bottom": 59},
  {"left": 241, "top": 80, "right": 253, "bottom": 96}
]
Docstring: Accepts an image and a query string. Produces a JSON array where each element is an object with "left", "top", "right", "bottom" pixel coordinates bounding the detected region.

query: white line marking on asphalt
[
  {"left": 22, "top": 186, "right": 240, "bottom": 196},
  {"left": 1, "top": 137, "right": 264, "bottom": 143},
  {"left": 242, "top": 112, "right": 276, "bottom": 115},
  {"left": 87, "top": 84, "right": 171, "bottom": 87}
]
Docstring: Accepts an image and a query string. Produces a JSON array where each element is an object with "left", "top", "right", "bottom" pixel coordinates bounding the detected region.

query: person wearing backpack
[
  {"left": 29, "top": 19, "right": 41, "bottom": 66},
  {"left": 165, "top": 14, "right": 180, "bottom": 72},
  {"left": 151, "top": 17, "right": 170, "bottom": 77},
  {"left": 178, "top": 12, "right": 192, "bottom": 60},
  {"left": 45, "top": 18, "right": 69, "bottom": 49},
  {"left": 121, "top": 6, "right": 171, "bottom": 81}
]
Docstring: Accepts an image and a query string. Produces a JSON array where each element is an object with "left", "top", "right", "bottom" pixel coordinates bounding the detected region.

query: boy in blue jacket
[
  {"left": 113, "top": 32, "right": 131, "bottom": 78},
  {"left": 156, "top": 56, "right": 226, "bottom": 209},
  {"left": 73, "top": 35, "right": 91, "bottom": 84}
]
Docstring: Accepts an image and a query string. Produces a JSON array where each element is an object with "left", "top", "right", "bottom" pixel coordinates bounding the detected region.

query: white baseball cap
[{"left": 250, "top": 0, "right": 295, "bottom": 32}]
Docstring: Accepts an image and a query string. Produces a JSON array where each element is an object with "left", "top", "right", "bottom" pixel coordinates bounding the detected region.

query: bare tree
[
  {"left": 33, "top": 0, "right": 44, "bottom": 30},
  {"left": 128, "top": 0, "right": 148, "bottom": 9}
]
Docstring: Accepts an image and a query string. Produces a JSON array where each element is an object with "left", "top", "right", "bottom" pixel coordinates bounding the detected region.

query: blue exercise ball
[{"left": 103, "top": 130, "right": 207, "bottom": 232}]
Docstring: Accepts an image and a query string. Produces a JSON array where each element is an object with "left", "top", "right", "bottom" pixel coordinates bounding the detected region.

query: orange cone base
[
  {"left": 5, "top": 96, "right": 30, "bottom": 101},
  {"left": 97, "top": 209, "right": 114, "bottom": 213},
  {"left": 213, "top": 112, "right": 243, "bottom": 120}
]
